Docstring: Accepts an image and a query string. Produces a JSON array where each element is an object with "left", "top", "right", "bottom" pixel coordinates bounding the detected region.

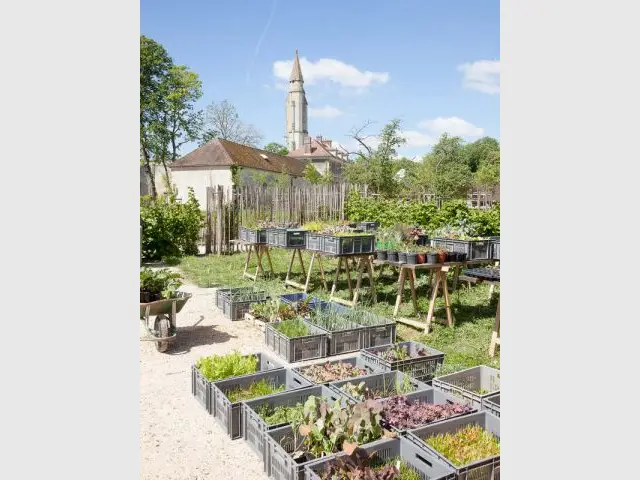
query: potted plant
[
  {"left": 426, "top": 247, "right": 439, "bottom": 265},
  {"left": 384, "top": 235, "right": 402, "bottom": 263},
  {"left": 140, "top": 268, "right": 183, "bottom": 303},
  {"left": 398, "top": 246, "right": 408, "bottom": 264},
  {"left": 436, "top": 248, "right": 448, "bottom": 264},
  {"left": 406, "top": 244, "right": 423, "bottom": 265}
]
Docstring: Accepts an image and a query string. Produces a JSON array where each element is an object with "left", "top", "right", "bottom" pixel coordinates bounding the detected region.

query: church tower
[{"left": 285, "top": 49, "right": 308, "bottom": 151}]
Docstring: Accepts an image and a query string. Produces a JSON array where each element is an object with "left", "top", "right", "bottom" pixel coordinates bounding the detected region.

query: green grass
[
  {"left": 423, "top": 424, "right": 500, "bottom": 467},
  {"left": 178, "top": 250, "right": 500, "bottom": 374},
  {"left": 274, "top": 318, "right": 310, "bottom": 338},
  {"left": 225, "top": 379, "right": 286, "bottom": 403}
]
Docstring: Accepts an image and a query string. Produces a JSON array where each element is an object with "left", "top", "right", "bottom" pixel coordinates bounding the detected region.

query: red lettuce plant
[
  {"left": 320, "top": 447, "right": 399, "bottom": 480},
  {"left": 381, "top": 395, "right": 473, "bottom": 430}
]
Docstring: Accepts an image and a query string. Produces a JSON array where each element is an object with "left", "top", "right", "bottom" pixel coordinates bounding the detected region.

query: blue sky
[{"left": 141, "top": 0, "right": 499, "bottom": 159}]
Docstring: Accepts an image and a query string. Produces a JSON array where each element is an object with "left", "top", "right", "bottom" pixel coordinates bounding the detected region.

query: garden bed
[
  {"left": 430, "top": 238, "right": 492, "bottom": 260},
  {"left": 328, "top": 370, "right": 430, "bottom": 403},
  {"left": 242, "top": 385, "right": 349, "bottom": 469},
  {"left": 306, "top": 310, "right": 366, "bottom": 355},
  {"left": 211, "top": 368, "right": 311, "bottom": 440},
  {"left": 191, "top": 350, "right": 284, "bottom": 414},
  {"left": 292, "top": 354, "right": 382, "bottom": 385},
  {"left": 405, "top": 411, "right": 500, "bottom": 480},
  {"left": 265, "top": 319, "right": 328, "bottom": 363},
  {"left": 431, "top": 366, "right": 500, "bottom": 410},
  {"left": 360, "top": 341, "right": 445, "bottom": 382}
]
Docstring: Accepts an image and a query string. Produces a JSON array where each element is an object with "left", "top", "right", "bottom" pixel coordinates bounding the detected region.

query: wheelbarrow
[{"left": 139, "top": 291, "right": 192, "bottom": 352}]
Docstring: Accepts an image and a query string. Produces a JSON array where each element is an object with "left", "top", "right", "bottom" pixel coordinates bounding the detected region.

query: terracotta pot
[
  {"left": 416, "top": 253, "right": 425, "bottom": 264},
  {"left": 437, "top": 251, "right": 447, "bottom": 263}
]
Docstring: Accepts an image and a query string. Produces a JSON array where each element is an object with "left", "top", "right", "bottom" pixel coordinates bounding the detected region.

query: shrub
[{"left": 140, "top": 187, "right": 204, "bottom": 261}]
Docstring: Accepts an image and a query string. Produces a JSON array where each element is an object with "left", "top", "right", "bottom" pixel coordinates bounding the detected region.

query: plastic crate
[
  {"left": 242, "top": 385, "right": 349, "bottom": 470},
  {"left": 356, "top": 221, "right": 379, "bottom": 231},
  {"left": 380, "top": 389, "right": 477, "bottom": 434},
  {"left": 265, "top": 321, "right": 329, "bottom": 363},
  {"left": 267, "top": 228, "right": 307, "bottom": 248},
  {"left": 292, "top": 354, "right": 384, "bottom": 385},
  {"left": 306, "top": 318, "right": 365, "bottom": 355},
  {"left": 430, "top": 238, "right": 492, "bottom": 260},
  {"left": 328, "top": 370, "right": 430, "bottom": 403},
  {"left": 360, "top": 341, "right": 445, "bottom": 382},
  {"left": 222, "top": 290, "right": 269, "bottom": 320},
  {"left": 351, "top": 311, "right": 397, "bottom": 348},
  {"left": 462, "top": 268, "right": 500, "bottom": 282},
  {"left": 191, "top": 353, "right": 285, "bottom": 415},
  {"left": 482, "top": 393, "right": 500, "bottom": 418},
  {"left": 215, "top": 286, "right": 254, "bottom": 310},
  {"left": 406, "top": 411, "right": 500, "bottom": 480},
  {"left": 322, "top": 234, "right": 375, "bottom": 256},
  {"left": 431, "top": 366, "right": 500, "bottom": 410},
  {"left": 312, "top": 300, "right": 350, "bottom": 315},
  {"left": 279, "top": 293, "right": 314, "bottom": 306},
  {"left": 239, "top": 227, "right": 267, "bottom": 244},
  {"left": 304, "top": 436, "right": 456, "bottom": 480},
  {"left": 212, "top": 368, "right": 311, "bottom": 440},
  {"left": 491, "top": 240, "right": 500, "bottom": 260},
  {"left": 304, "top": 232, "right": 324, "bottom": 251}
]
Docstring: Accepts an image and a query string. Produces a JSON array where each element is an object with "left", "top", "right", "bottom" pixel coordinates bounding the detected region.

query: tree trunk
[{"left": 141, "top": 146, "right": 157, "bottom": 199}]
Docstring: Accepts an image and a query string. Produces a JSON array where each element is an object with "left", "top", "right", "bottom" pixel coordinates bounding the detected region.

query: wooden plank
[{"left": 395, "top": 317, "right": 427, "bottom": 330}]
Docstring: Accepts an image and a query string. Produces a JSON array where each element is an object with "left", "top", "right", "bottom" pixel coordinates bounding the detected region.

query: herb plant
[
  {"left": 377, "top": 344, "right": 430, "bottom": 362},
  {"left": 381, "top": 396, "right": 473, "bottom": 430},
  {"left": 299, "top": 361, "right": 369, "bottom": 383},
  {"left": 274, "top": 318, "right": 310, "bottom": 338},
  {"left": 308, "top": 309, "right": 358, "bottom": 332},
  {"left": 196, "top": 350, "right": 259, "bottom": 382},
  {"left": 249, "top": 299, "right": 279, "bottom": 321},
  {"left": 423, "top": 424, "right": 500, "bottom": 466},
  {"left": 257, "top": 402, "right": 305, "bottom": 426},
  {"left": 225, "top": 378, "right": 286, "bottom": 403},
  {"left": 340, "top": 376, "right": 415, "bottom": 402},
  {"left": 140, "top": 268, "right": 183, "bottom": 300}
]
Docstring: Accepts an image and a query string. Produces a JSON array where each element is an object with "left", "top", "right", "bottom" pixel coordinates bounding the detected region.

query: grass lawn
[{"left": 178, "top": 249, "right": 500, "bottom": 374}]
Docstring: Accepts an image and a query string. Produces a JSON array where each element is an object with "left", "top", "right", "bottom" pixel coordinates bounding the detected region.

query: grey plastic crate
[
  {"left": 222, "top": 290, "right": 269, "bottom": 320},
  {"left": 322, "top": 234, "right": 375, "bottom": 256},
  {"left": 430, "top": 238, "right": 492, "bottom": 261},
  {"left": 356, "top": 221, "right": 379, "bottom": 232},
  {"left": 380, "top": 389, "right": 477, "bottom": 434},
  {"left": 482, "top": 393, "right": 500, "bottom": 418},
  {"left": 215, "top": 286, "right": 254, "bottom": 310},
  {"left": 265, "top": 321, "right": 329, "bottom": 363},
  {"left": 352, "top": 311, "right": 397, "bottom": 348},
  {"left": 212, "top": 368, "right": 311, "bottom": 440},
  {"left": 306, "top": 318, "right": 365, "bottom": 355},
  {"left": 432, "top": 366, "right": 500, "bottom": 410},
  {"left": 304, "top": 232, "right": 324, "bottom": 251},
  {"left": 191, "top": 352, "right": 285, "bottom": 415},
  {"left": 240, "top": 227, "right": 267, "bottom": 244},
  {"left": 406, "top": 411, "right": 500, "bottom": 480},
  {"left": 242, "top": 385, "right": 349, "bottom": 470},
  {"left": 360, "top": 341, "right": 445, "bottom": 382},
  {"left": 267, "top": 228, "right": 307, "bottom": 248},
  {"left": 491, "top": 240, "right": 500, "bottom": 260},
  {"left": 292, "top": 354, "right": 383, "bottom": 385},
  {"left": 328, "top": 370, "right": 430, "bottom": 403},
  {"left": 304, "top": 436, "right": 456, "bottom": 480}
]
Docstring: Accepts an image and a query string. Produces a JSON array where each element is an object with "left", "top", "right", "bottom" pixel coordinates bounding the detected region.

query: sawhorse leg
[
  {"left": 393, "top": 267, "right": 407, "bottom": 317},
  {"left": 489, "top": 297, "right": 500, "bottom": 357}
]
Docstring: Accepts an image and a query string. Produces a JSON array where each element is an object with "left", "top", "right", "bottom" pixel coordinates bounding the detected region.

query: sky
[{"left": 141, "top": 0, "right": 500, "bottom": 159}]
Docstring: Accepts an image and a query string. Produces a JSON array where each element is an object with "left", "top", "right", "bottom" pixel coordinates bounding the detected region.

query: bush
[
  {"left": 140, "top": 187, "right": 204, "bottom": 261},
  {"left": 345, "top": 191, "right": 499, "bottom": 236}
]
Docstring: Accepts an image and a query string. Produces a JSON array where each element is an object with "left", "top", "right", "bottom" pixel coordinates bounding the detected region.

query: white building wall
[{"left": 170, "top": 167, "right": 232, "bottom": 209}]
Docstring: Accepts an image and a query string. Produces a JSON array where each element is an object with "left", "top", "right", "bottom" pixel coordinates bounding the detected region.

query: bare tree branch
[{"left": 200, "top": 100, "right": 263, "bottom": 147}]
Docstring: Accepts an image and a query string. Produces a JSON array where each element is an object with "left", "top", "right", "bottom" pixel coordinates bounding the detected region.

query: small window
[{"left": 260, "top": 154, "right": 269, "bottom": 160}]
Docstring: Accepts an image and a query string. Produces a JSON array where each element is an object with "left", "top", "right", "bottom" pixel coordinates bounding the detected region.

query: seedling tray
[
  {"left": 304, "top": 436, "right": 456, "bottom": 480},
  {"left": 292, "top": 354, "right": 384, "bottom": 385},
  {"left": 381, "top": 389, "right": 477, "bottom": 434},
  {"left": 304, "top": 232, "right": 324, "bottom": 251},
  {"left": 360, "top": 341, "right": 445, "bottom": 382},
  {"left": 406, "top": 411, "right": 500, "bottom": 480},
  {"left": 307, "top": 319, "right": 365, "bottom": 355},
  {"left": 265, "top": 321, "right": 329, "bottom": 363},
  {"left": 482, "top": 393, "right": 500, "bottom": 418},
  {"left": 267, "top": 228, "right": 307, "bottom": 248},
  {"left": 328, "top": 370, "right": 430, "bottom": 403},
  {"left": 242, "top": 385, "right": 350, "bottom": 470},
  {"left": 222, "top": 290, "right": 269, "bottom": 320},
  {"left": 432, "top": 366, "right": 500, "bottom": 410},
  {"left": 351, "top": 311, "right": 397, "bottom": 348},
  {"left": 215, "top": 286, "right": 255, "bottom": 310},
  {"left": 240, "top": 226, "right": 268, "bottom": 244},
  {"left": 212, "top": 368, "right": 311, "bottom": 440},
  {"left": 430, "top": 238, "right": 492, "bottom": 260},
  {"left": 191, "top": 352, "right": 284, "bottom": 415},
  {"left": 322, "top": 234, "right": 375, "bottom": 256}
]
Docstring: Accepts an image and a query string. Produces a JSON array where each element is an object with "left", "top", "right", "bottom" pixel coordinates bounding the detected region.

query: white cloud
[
  {"left": 273, "top": 57, "right": 389, "bottom": 90},
  {"left": 401, "top": 130, "right": 437, "bottom": 148},
  {"left": 309, "top": 105, "right": 344, "bottom": 119},
  {"left": 417, "top": 117, "right": 484, "bottom": 138},
  {"left": 457, "top": 60, "right": 500, "bottom": 94}
]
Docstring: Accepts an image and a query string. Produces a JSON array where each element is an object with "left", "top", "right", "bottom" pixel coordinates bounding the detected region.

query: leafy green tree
[
  {"left": 264, "top": 142, "right": 289, "bottom": 156},
  {"left": 463, "top": 137, "right": 500, "bottom": 173},
  {"left": 303, "top": 162, "right": 322, "bottom": 184},
  {"left": 475, "top": 149, "right": 500, "bottom": 189}
]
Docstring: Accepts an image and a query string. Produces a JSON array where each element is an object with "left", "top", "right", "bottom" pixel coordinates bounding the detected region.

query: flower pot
[
  {"left": 437, "top": 251, "right": 447, "bottom": 263},
  {"left": 376, "top": 250, "right": 387, "bottom": 261},
  {"left": 406, "top": 253, "right": 418, "bottom": 265},
  {"left": 140, "top": 291, "right": 151, "bottom": 303},
  {"left": 387, "top": 251, "right": 398, "bottom": 262},
  {"left": 458, "top": 252, "right": 468, "bottom": 262},
  {"left": 398, "top": 252, "right": 407, "bottom": 264},
  {"left": 416, "top": 253, "right": 426, "bottom": 264},
  {"left": 448, "top": 251, "right": 459, "bottom": 262},
  {"left": 426, "top": 253, "right": 439, "bottom": 264}
]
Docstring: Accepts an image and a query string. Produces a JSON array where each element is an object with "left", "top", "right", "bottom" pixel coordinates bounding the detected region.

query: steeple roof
[{"left": 289, "top": 49, "right": 303, "bottom": 82}]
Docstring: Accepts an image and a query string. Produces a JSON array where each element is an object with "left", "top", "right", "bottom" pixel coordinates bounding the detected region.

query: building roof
[
  {"left": 290, "top": 49, "right": 303, "bottom": 82},
  {"left": 288, "top": 136, "right": 348, "bottom": 163},
  {"left": 171, "top": 138, "right": 307, "bottom": 177}
]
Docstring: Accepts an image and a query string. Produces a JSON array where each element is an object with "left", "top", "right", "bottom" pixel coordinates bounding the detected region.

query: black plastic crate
[
  {"left": 432, "top": 366, "right": 500, "bottom": 411},
  {"left": 351, "top": 311, "right": 397, "bottom": 348},
  {"left": 191, "top": 352, "right": 285, "bottom": 415},
  {"left": 212, "top": 368, "right": 312, "bottom": 440},
  {"left": 491, "top": 239, "right": 500, "bottom": 260},
  {"left": 304, "top": 436, "right": 456, "bottom": 480},
  {"left": 306, "top": 318, "right": 365, "bottom": 356},
  {"left": 267, "top": 228, "right": 307, "bottom": 248},
  {"left": 215, "top": 286, "right": 254, "bottom": 310},
  {"left": 406, "top": 411, "right": 500, "bottom": 480},
  {"left": 242, "top": 385, "right": 349, "bottom": 470},
  {"left": 304, "top": 232, "right": 324, "bottom": 251},
  {"left": 380, "top": 389, "right": 478, "bottom": 434},
  {"left": 462, "top": 268, "right": 500, "bottom": 282},
  {"left": 292, "top": 354, "right": 383, "bottom": 385},
  {"left": 222, "top": 290, "right": 269, "bottom": 320},
  {"left": 356, "top": 221, "right": 379, "bottom": 231},
  {"left": 430, "top": 238, "right": 492, "bottom": 260},
  {"left": 482, "top": 393, "right": 500, "bottom": 418},
  {"left": 265, "top": 321, "right": 328, "bottom": 363},
  {"left": 322, "top": 234, "right": 375, "bottom": 256},
  {"left": 328, "top": 370, "right": 430, "bottom": 403},
  {"left": 360, "top": 341, "right": 445, "bottom": 382}
]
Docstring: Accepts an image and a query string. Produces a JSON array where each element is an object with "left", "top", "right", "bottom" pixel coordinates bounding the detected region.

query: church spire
[{"left": 289, "top": 49, "right": 303, "bottom": 82}]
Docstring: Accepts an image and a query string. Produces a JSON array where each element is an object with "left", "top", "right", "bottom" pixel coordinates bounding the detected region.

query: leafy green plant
[
  {"left": 225, "top": 378, "right": 286, "bottom": 403},
  {"left": 249, "top": 299, "right": 279, "bottom": 321},
  {"left": 423, "top": 424, "right": 500, "bottom": 466},
  {"left": 308, "top": 309, "right": 358, "bottom": 331},
  {"left": 274, "top": 318, "right": 310, "bottom": 338},
  {"left": 299, "top": 361, "right": 369, "bottom": 383},
  {"left": 340, "top": 376, "right": 415, "bottom": 402},
  {"left": 257, "top": 402, "right": 306, "bottom": 426},
  {"left": 195, "top": 350, "right": 259, "bottom": 382},
  {"left": 140, "top": 268, "right": 182, "bottom": 299}
]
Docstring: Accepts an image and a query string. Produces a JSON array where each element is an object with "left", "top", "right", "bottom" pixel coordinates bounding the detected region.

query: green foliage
[
  {"left": 139, "top": 268, "right": 182, "bottom": 298},
  {"left": 304, "top": 162, "right": 323, "bottom": 184},
  {"left": 423, "top": 424, "right": 500, "bottom": 466},
  {"left": 462, "top": 137, "right": 500, "bottom": 173},
  {"left": 196, "top": 350, "right": 259, "bottom": 382},
  {"left": 264, "top": 142, "right": 289, "bottom": 156},
  {"left": 274, "top": 318, "right": 310, "bottom": 338},
  {"left": 474, "top": 149, "right": 500, "bottom": 189},
  {"left": 340, "top": 375, "right": 415, "bottom": 402},
  {"left": 257, "top": 402, "right": 305, "bottom": 426},
  {"left": 225, "top": 379, "right": 286, "bottom": 403},
  {"left": 140, "top": 187, "right": 203, "bottom": 261}
]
